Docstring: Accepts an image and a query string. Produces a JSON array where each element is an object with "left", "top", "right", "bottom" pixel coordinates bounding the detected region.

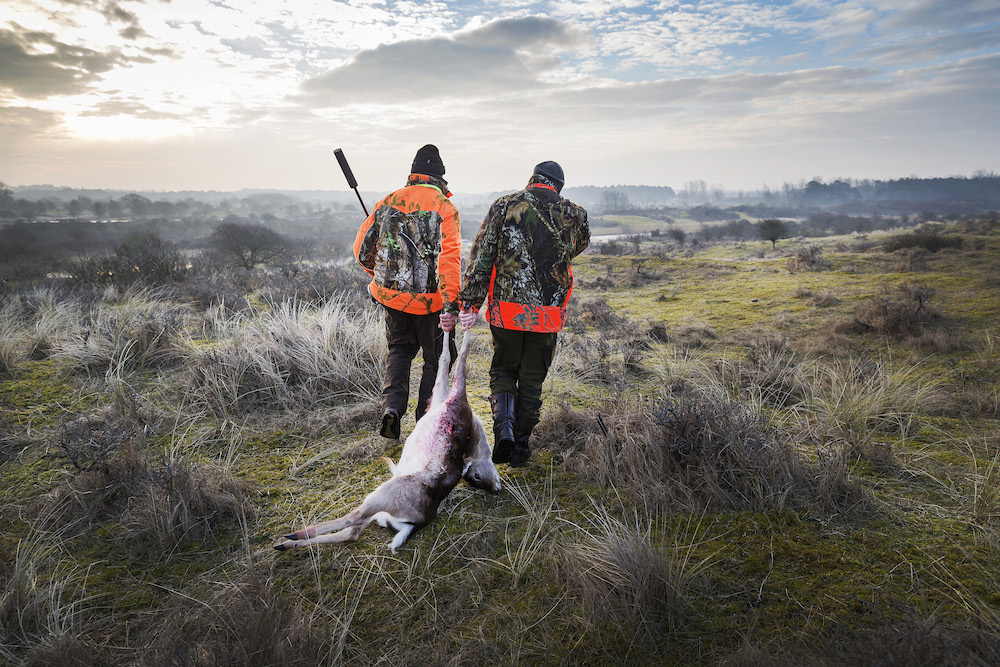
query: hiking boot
[
  {"left": 379, "top": 408, "right": 400, "bottom": 440},
  {"left": 489, "top": 393, "right": 516, "bottom": 464}
]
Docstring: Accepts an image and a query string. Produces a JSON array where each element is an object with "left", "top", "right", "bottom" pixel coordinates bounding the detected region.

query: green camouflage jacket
[{"left": 459, "top": 176, "right": 589, "bottom": 332}]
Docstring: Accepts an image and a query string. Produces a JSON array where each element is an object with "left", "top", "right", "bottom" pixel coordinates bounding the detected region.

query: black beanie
[
  {"left": 411, "top": 144, "right": 445, "bottom": 177},
  {"left": 533, "top": 161, "right": 564, "bottom": 193}
]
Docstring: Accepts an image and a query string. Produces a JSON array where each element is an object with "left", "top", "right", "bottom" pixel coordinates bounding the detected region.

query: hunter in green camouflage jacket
[{"left": 459, "top": 174, "right": 589, "bottom": 333}]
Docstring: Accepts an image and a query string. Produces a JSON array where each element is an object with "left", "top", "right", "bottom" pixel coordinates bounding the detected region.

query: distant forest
[
  {"left": 1, "top": 173, "right": 998, "bottom": 284},
  {"left": 4, "top": 173, "right": 999, "bottom": 223}
]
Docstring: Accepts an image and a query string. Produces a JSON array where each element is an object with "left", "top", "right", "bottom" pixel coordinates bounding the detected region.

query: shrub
[
  {"left": 593, "top": 240, "right": 629, "bottom": 256},
  {"left": 883, "top": 230, "right": 963, "bottom": 253},
  {"left": 571, "top": 297, "right": 629, "bottom": 330},
  {"left": 786, "top": 244, "right": 831, "bottom": 272},
  {"left": 47, "top": 442, "right": 253, "bottom": 556},
  {"left": 838, "top": 283, "right": 939, "bottom": 337},
  {"left": 69, "top": 232, "right": 186, "bottom": 286},
  {"left": 539, "top": 391, "right": 874, "bottom": 517},
  {"left": 207, "top": 218, "right": 296, "bottom": 270}
]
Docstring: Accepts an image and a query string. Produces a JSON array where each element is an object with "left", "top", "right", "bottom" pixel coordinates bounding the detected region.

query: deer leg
[{"left": 275, "top": 476, "right": 431, "bottom": 552}]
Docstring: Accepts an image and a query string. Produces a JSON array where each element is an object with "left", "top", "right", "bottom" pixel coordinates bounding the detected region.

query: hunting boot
[
  {"left": 489, "top": 393, "right": 516, "bottom": 464},
  {"left": 509, "top": 416, "right": 539, "bottom": 468},
  {"left": 379, "top": 407, "right": 400, "bottom": 440}
]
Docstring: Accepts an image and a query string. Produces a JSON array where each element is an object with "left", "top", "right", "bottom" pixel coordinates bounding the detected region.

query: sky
[{"left": 2, "top": 0, "right": 999, "bottom": 195}]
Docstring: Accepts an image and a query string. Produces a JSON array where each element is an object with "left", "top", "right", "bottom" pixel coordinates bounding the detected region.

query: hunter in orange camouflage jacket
[{"left": 353, "top": 173, "right": 462, "bottom": 315}]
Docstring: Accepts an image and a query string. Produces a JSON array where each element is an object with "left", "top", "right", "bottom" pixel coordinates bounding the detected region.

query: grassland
[{"left": 1, "top": 217, "right": 999, "bottom": 665}]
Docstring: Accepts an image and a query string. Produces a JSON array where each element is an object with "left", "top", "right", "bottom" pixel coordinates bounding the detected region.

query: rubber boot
[
  {"left": 509, "top": 416, "right": 538, "bottom": 468},
  {"left": 489, "top": 393, "right": 516, "bottom": 464},
  {"left": 379, "top": 407, "right": 400, "bottom": 440}
]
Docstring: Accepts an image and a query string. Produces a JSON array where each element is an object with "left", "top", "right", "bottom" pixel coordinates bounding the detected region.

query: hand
[
  {"left": 439, "top": 312, "right": 457, "bottom": 332},
  {"left": 459, "top": 308, "right": 478, "bottom": 330}
]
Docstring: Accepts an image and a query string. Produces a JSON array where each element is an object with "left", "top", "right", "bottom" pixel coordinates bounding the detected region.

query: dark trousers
[
  {"left": 382, "top": 307, "right": 456, "bottom": 422},
  {"left": 488, "top": 325, "right": 558, "bottom": 423}
]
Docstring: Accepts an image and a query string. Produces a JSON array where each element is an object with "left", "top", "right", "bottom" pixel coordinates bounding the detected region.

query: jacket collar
[
  {"left": 408, "top": 172, "right": 452, "bottom": 197},
  {"left": 527, "top": 173, "right": 560, "bottom": 194}
]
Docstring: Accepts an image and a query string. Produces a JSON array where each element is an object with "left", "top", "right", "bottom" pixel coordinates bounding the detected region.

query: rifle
[{"left": 334, "top": 148, "right": 369, "bottom": 216}]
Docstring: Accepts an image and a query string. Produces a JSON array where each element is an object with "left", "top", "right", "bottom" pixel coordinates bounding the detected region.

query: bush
[
  {"left": 540, "top": 391, "right": 875, "bottom": 516},
  {"left": 839, "top": 283, "right": 939, "bottom": 337},
  {"left": 69, "top": 232, "right": 186, "bottom": 286},
  {"left": 786, "top": 245, "right": 831, "bottom": 272},
  {"left": 883, "top": 230, "right": 963, "bottom": 253}
]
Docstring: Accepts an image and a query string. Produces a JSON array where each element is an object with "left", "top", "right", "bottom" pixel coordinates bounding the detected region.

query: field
[{"left": 2, "top": 217, "right": 1000, "bottom": 665}]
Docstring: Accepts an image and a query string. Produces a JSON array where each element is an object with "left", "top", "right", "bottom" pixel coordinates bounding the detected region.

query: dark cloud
[
  {"left": 100, "top": 1, "right": 149, "bottom": 40},
  {"left": 454, "top": 15, "right": 589, "bottom": 50},
  {"left": 297, "top": 16, "right": 590, "bottom": 107},
  {"left": 0, "top": 26, "right": 126, "bottom": 98}
]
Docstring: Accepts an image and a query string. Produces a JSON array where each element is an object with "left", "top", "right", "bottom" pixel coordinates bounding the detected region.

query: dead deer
[{"left": 275, "top": 327, "right": 501, "bottom": 553}]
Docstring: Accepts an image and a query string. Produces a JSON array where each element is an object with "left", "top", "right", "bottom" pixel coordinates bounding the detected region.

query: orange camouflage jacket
[{"left": 353, "top": 173, "right": 462, "bottom": 315}]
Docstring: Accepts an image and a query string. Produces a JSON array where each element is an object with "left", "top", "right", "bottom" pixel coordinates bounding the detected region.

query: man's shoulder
[
  {"left": 383, "top": 184, "right": 455, "bottom": 210},
  {"left": 557, "top": 196, "right": 588, "bottom": 217}
]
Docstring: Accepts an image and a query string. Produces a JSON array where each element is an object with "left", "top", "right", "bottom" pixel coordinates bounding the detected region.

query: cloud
[
  {"left": 878, "top": 0, "right": 999, "bottom": 31},
  {"left": 860, "top": 29, "right": 1000, "bottom": 64},
  {"left": 297, "top": 15, "right": 590, "bottom": 107},
  {"left": 99, "top": 1, "right": 148, "bottom": 39},
  {"left": 0, "top": 25, "right": 126, "bottom": 98},
  {"left": 453, "top": 15, "right": 588, "bottom": 50}
]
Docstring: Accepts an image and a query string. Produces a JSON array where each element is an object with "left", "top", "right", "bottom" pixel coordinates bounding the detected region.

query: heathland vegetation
[{"left": 1, "top": 176, "right": 999, "bottom": 664}]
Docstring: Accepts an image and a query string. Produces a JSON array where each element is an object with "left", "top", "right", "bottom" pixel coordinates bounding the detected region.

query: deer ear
[{"left": 462, "top": 461, "right": 472, "bottom": 476}]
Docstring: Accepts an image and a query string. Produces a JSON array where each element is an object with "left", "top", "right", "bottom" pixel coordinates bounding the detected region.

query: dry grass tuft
[
  {"left": 46, "top": 440, "right": 254, "bottom": 556},
  {"left": 802, "top": 357, "right": 943, "bottom": 466},
  {"left": 185, "top": 297, "right": 385, "bottom": 416},
  {"left": 540, "top": 390, "right": 875, "bottom": 517},
  {"left": 143, "top": 568, "right": 332, "bottom": 666},
  {"left": 560, "top": 506, "right": 711, "bottom": 641},
  {"left": 672, "top": 320, "right": 717, "bottom": 349},
  {"left": 54, "top": 291, "right": 191, "bottom": 374}
]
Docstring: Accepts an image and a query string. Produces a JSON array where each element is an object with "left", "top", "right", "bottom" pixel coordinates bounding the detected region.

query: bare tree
[
  {"left": 209, "top": 217, "right": 293, "bottom": 270},
  {"left": 600, "top": 189, "right": 631, "bottom": 214},
  {"left": 121, "top": 193, "right": 152, "bottom": 218}
]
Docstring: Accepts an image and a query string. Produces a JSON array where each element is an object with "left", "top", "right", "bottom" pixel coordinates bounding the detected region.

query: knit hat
[
  {"left": 411, "top": 144, "right": 445, "bottom": 177},
  {"left": 532, "top": 161, "right": 564, "bottom": 193}
]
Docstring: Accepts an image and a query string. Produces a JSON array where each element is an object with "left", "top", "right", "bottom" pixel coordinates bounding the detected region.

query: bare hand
[
  {"left": 439, "top": 312, "right": 457, "bottom": 332},
  {"left": 459, "top": 308, "right": 478, "bottom": 330}
]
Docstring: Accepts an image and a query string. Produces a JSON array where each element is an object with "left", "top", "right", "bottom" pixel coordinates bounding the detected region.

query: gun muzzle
[{"left": 334, "top": 148, "right": 359, "bottom": 189}]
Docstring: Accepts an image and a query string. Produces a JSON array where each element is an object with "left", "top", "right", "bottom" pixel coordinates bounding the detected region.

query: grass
[{"left": 1, "top": 218, "right": 999, "bottom": 664}]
